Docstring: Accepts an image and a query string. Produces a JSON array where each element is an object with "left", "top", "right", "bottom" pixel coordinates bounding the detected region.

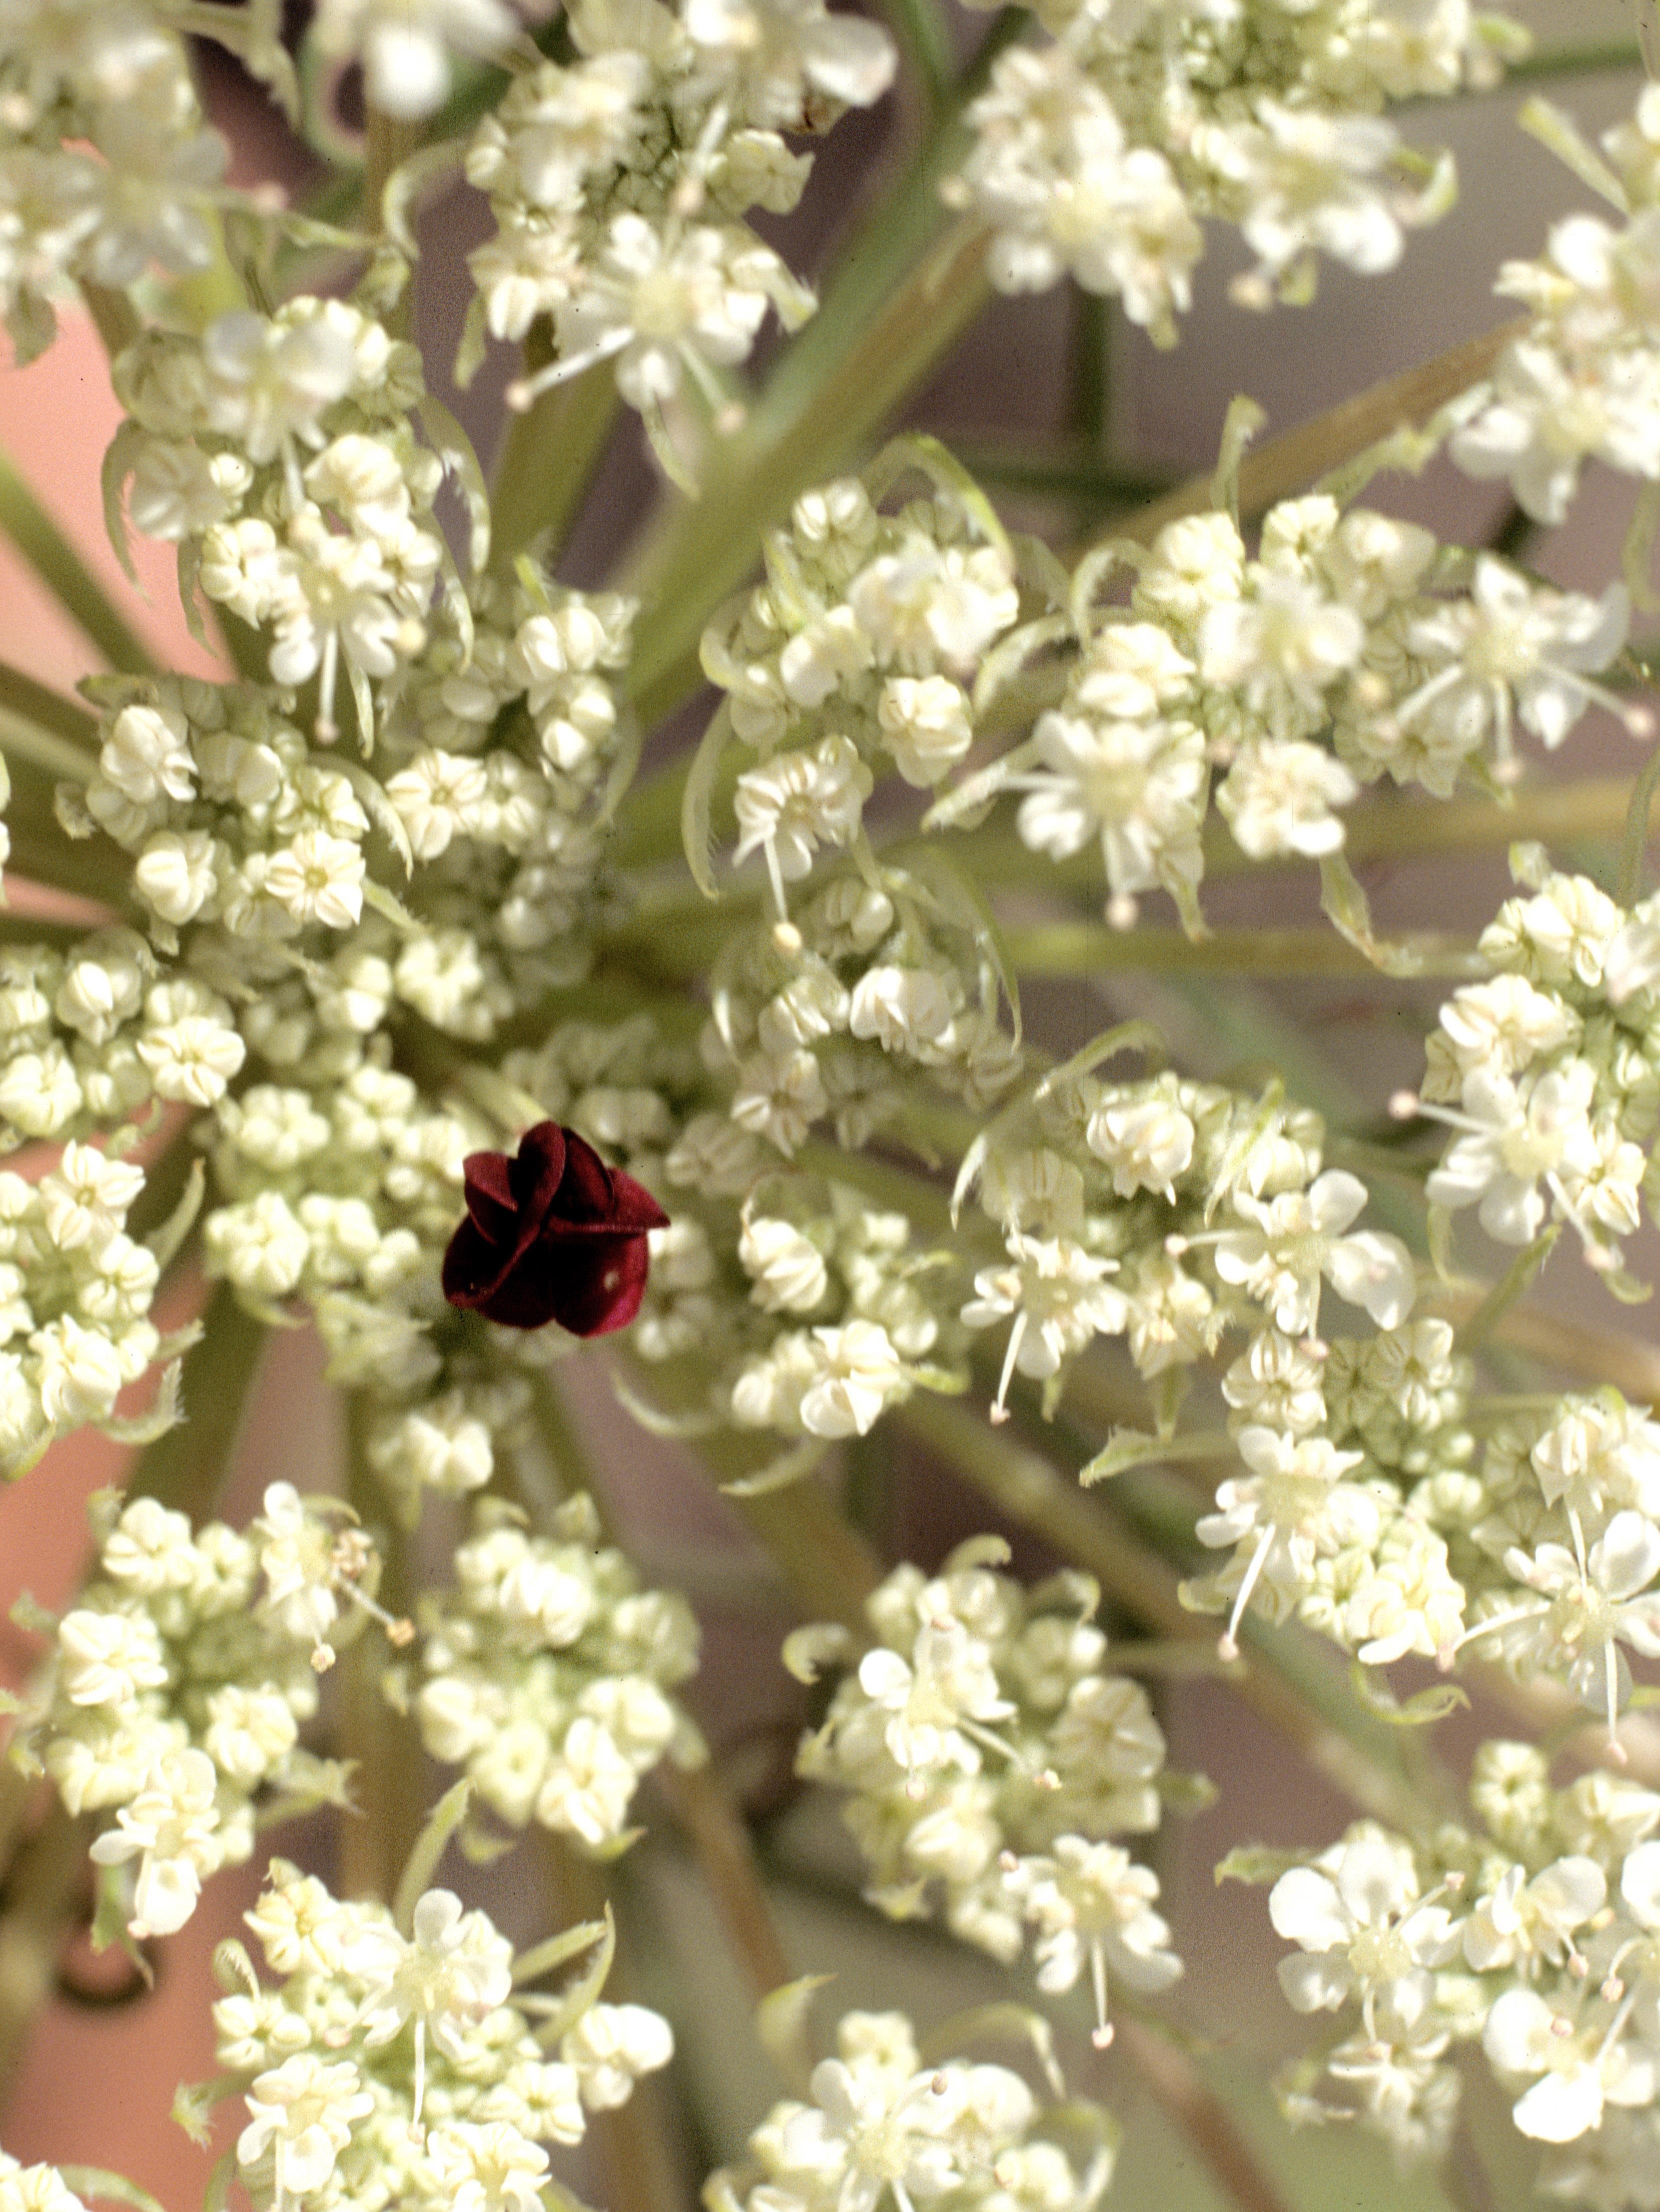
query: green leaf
[
  {"left": 418, "top": 391, "right": 492, "bottom": 578},
  {"left": 143, "top": 1158, "right": 205, "bottom": 1274},
  {"left": 532, "top": 1905, "right": 616, "bottom": 2045},
  {"left": 59, "top": 2173, "right": 166, "bottom": 2212},
  {"left": 1350, "top": 1664, "right": 1471, "bottom": 1728},
  {"left": 1455, "top": 1225, "right": 1561, "bottom": 1349},
  {"left": 680, "top": 697, "right": 735, "bottom": 902},
  {"left": 757, "top": 1973, "right": 834, "bottom": 2095},
  {"left": 781, "top": 1623, "right": 854, "bottom": 1684},
  {"left": 513, "top": 1916, "right": 610, "bottom": 1988},
  {"left": 719, "top": 1434, "right": 830, "bottom": 1497},
  {"left": 392, "top": 1777, "right": 473, "bottom": 1935},
  {"left": 0, "top": 442, "right": 153, "bottom": 674},
  {"left": 99, "top": 422, "right": 146, "bottom": 585},
  {"left": 918, "top": 2004, "right": 1066, "bottom": 2098},
  {"left": 1213, "top": 1844, "right": 1306, "bottom": 1887}
]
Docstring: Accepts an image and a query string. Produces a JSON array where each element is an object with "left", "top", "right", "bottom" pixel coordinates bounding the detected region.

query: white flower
[
  {"left": 1085, "top": 1087, "right": 1194, "bottom": 1199},
  {"left": 1480, "top": 1511, "right": 1660, "bottom": 1744},
  {"left": 1018, "top": 1837, "right": 1182, "bottom": 2045},
  {"left": 1016, "top": 712, "right": 1205, "bottom": 910},
  {"left": 356, "top": 1887, "right": 513, "bottom": 2117},
  {"left": 733, "top": 736, "right": 873, "bottom": 905},
  {"left": 739, "top": 1216, "right": 828, "bottom": 1312},
  {"left": 561, "top": 2002, "right": 674, "bottom": 2111},
  {"left": 201, "top": 310, "right": 356, "bottom": 465},
  {"left": 681, "top": 0, "right": 896, "bottom": 128},
  {"left": 318, "top": 0, "right": 519, "bottom": 114},
  {"left": 847, "top": 966, "right": 955, "bottom": 1055},
  {"left": 856, "top": 1616, "right": 1014, "bottom": 1781},
  {"left": 1462, "top": 1856, "right": 1606, "bottom": 1975},
  {"left": 424, "top": 2124, "right": 550, "bottom": 2212},
  {"left": 87, "top": 1744, "right": 222, "bottom": 1937},
  {"left": 1212, "top": 1169, "right": 1414, "bottom": 1336},
  {"left": 876, "top": 676, "right": 972, "bottom": 786},
  {"left": 1195, "top": 1427, "right": 1373, "bottom": 1656},
  {"left": 1269, "top": 1826, "right": 1458, "bottom": 2038},
  {"left": 548, "top": 214, "right": 812, "bottom": 414},
  {"left": 236, "top": 2053, "right": 376, "bottom": 2202},
  {"left": 1403, "top": 560, "right": 1630, "bottom": 769},
  {"left": 1484, "top": 1987, "right": 1657, "bottom": 2144},
  {"left": 961, "top": 1233, "right": 1127, "bottom": 1420},
  {"left": 98, "top": 701, "right": 195, "bottom": 808},
  {"left": 56, "top": 1606, "right": 168, "bottom": 1706},
  {"left": 535, "top": 1716, "right": 639, "bottom": 1845},
  {"left": 800, "top": 1319, "right": 906, "bottom": 1438},
  {"left": 1217, "top": 739, "right": 1358, "bottom": 860},
  {"left": 1422, "top": 1060, "right": 1597, "bottom": 1245},
  {"left": 262, "top": 832, "right": 367, "bottom": 932}
]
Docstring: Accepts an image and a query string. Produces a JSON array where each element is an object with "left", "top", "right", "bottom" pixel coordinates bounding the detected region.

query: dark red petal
[
  {"left": 466, "top": 1251, "right": 571, "bottom": 1330},
  {"left": 442, "top": 1214, "right": 520, "bottom": 1310},
  {"left": 508, "top": 1122, "right": 569, "bottom": 1235},
  {"left": 550, "top": 1130, "right": 619, "bottom": 1225},
  {"left": 544, "top": 1232, "right": 653, "bottom": 1337},
  {"left": 605, "top": 1163, "right": 671, "bottom": 1234},
  {"left": 461, "top": 1149, "right": 519, "bottom": 1244}
]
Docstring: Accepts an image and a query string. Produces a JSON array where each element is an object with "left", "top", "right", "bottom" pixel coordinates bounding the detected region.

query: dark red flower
[{"left": 441, "top": 1121, "right": 670, "bottom": 1336}]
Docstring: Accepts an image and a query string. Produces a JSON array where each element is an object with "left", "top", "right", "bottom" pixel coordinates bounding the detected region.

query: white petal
[
  {"left": 1269, "top": 1867, "right": 1348, "bottom": 1952},
  {"left": 1512, "top": 2067, "right": 1603, "bottom": 2144}
]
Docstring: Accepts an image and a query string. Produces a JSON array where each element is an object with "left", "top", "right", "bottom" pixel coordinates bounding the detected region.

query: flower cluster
[
  {"left": 1415, "top": 855, "right": 1660, "bottom": 1281},
  {"left": 1455, "top": 86, "right": 1660, "bottom": 522},
  {"left": 1255, "top": 1749, "right": 1660, "bottom": 2186},
  {"left": 949, "top": 0, "right": 1525, "bottom": 342},
  {"left": 0, "top": 0, "right": 267, "bottom": 363},
  {"left": 20, "top": 1485, "right": 395, "bottom": 1939},
  {"left": 0, "top": 2158, "right": 94, "bottom": 2212},
  {"left": 705, "top": 2006, "right": 1114, "bottom": 2212},
  {"left": 958, "top": 1051, "right": 1412, "bottom": 1428},
  {"left": 956, "top": 496, "right": 1632, "bottom": 930},
  {"left": 699, "top": 466, "right": 1023, "bottom": 913},
  {"left": 105, "top": 300, "right": 447, "bottom": 746},
  {"left": 463, "top": 0, "right": 892, "bottom": 461},
  {"left": 398, "top": 1494, "right": 702, "bottom": 1849},
  {"left": 0, "top": 1138, "right": 171, "bottom": 1473},
  {"left": 203, "top": 1859, "right": 672, "bottom": 2212},
  {"left": 496, "top": 1012, "right": 971, "bottom": 1451},
  {"left": 795, "top": 1540, "right": 1185, "bottom": 2041}
]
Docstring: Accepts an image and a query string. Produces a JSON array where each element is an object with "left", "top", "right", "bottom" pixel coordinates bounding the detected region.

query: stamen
[
  {"left": 315, "top": 628, "right": 340, "bottom": 744},
  {"left": 990, "top": 1311, "right": 1027, "bottom": 1425},
  {"left": 1219, "top": 1523, "right": 1277, "bottom": 1664},
  {"left": 1089, "top": 1938, "right": 1113, "bottom": 2049},
  {"left": 506, "top": 328, "right": 632, "bottom": 412}
]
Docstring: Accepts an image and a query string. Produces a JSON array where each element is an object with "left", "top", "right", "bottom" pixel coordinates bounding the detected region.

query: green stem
[
  {"left": 894, "top": 1392, "right": 1423, "bottom": 1827},
  {"left": 0, "top": 1802, "right": 89, "bottom": 2110},
  {"left": 1005, "top": 921, "right": 1483, "bottom": 981},
  {"left": 0, "top": 662, "right": 98, "bottom": 753},
  {"left": 126, "top": 1284, "right": 267, "bottom": 1522},
  {"left": 1504, "top": 39, "right": 1642, "bottom": 82},
  {"left": 1091, "top": 317, "right": 1527, "bottom": 555},
  {"left": 339, "top": 1397, "right": 425, "bottom": 1905},
  {"left": 77, "top": 284, "right": 140, "bottom": 362},
  {"left": 1114, "top": 2017, "right": 1296, "bottom": 2212},
  {"left": 1620, "top": 740, "right": 1660, "bottom": 903},
  {"left": 0, "top": 447, "right": 153, "bottom": 677},
  {"left": 621, "top": 215, "right": 993, "bottom": 729},
  {"left": 653, "top": 1762, "right": 790, "bottom": 2002},
  {"left": 488, "top": 348, "right": 622, "bottom": 580},
  {"left": 540, "top": 1840, "right": 687, "bottom": 2212}
]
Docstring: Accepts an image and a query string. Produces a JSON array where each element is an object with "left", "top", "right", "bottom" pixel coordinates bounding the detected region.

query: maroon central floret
[{"left": 441, "top": 1121, "right": 669, "bottom": 1336}]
